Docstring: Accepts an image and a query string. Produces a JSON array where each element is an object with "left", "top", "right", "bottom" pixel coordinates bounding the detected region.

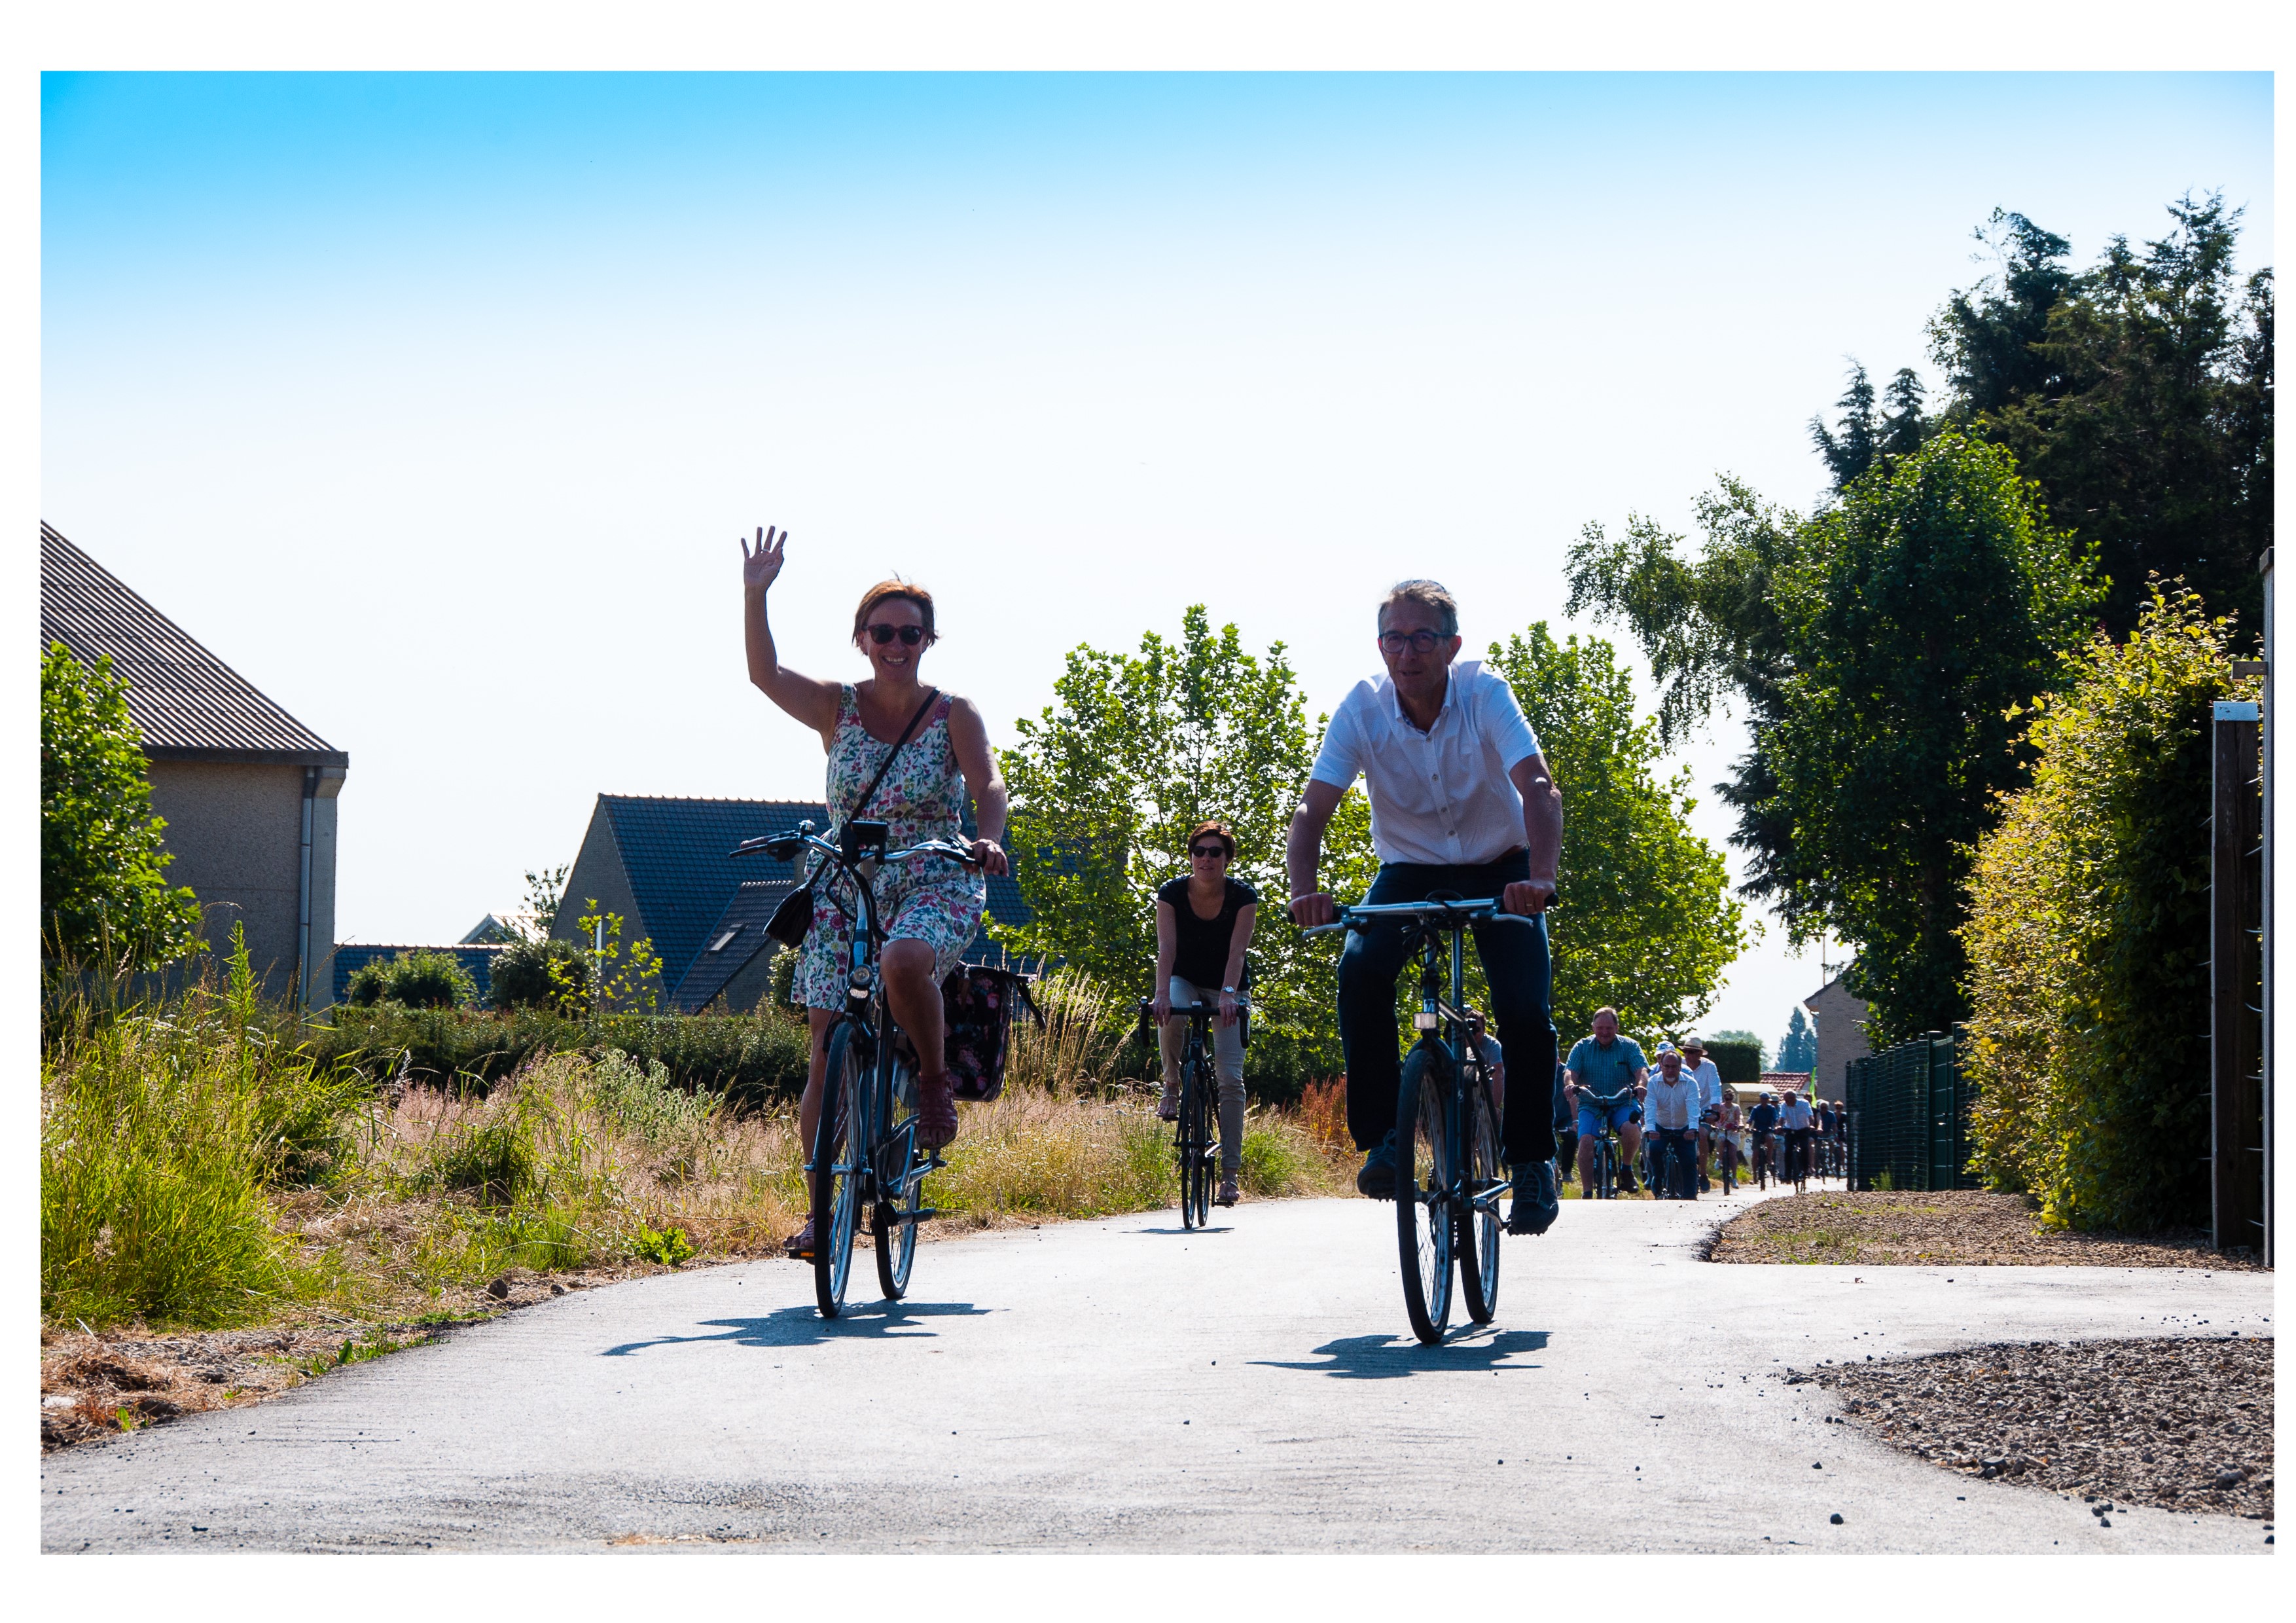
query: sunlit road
[{"left": 43, "top": 1191, "right": 2273, "bottom": 1552}]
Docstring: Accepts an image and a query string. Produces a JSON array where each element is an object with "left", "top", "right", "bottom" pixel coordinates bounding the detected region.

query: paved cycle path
[{"left": 43, "top": 1190, "right": 2273, "bottom": 1552}]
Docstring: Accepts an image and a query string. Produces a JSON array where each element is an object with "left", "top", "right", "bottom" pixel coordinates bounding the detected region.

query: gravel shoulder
[
  {"left": 1798, "top": 1336, "right": 2273, "bottom": 1522},
  {"left": 1710, "top": 1189, "right": 2263, "bottom": 1269}
]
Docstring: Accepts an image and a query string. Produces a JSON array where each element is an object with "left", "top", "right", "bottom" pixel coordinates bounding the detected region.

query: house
[
  {"left": 41, "top": 523, "right": 349, "bottom": 1008},
  {"left": 1801, "top": 970, "right": 1872, "bottom": 1104},
  {"left": 553, "top": 794, "right": 1033, "bottom": 1014}
]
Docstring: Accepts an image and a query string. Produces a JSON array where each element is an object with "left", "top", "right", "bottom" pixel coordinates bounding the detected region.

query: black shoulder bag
[{"left": 764, "top": 687, "right": 941, "bottom": 949}]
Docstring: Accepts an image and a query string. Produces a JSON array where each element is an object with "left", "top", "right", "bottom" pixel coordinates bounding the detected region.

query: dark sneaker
[
  {"left": 1506, "top": 1161, "right": 1559, "bottom": 1235},
  {"left": 1215, "top": 1173, "right": 1240, "bottom": 1207},
  {"left": 1619, "top": 1171, "right": 1640, "bottom": 1194},
  {"left": 917, "top": 1074, "right": 960, "bottom": 1152},
  {"left": 1355, "top": 1138, "right": 1399, "bottom": 1200}
]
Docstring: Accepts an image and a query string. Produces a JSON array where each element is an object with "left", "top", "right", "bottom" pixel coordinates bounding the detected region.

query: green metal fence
[{"left": 1846, "top": 1029, "right": 1978, "bottom": 1192}]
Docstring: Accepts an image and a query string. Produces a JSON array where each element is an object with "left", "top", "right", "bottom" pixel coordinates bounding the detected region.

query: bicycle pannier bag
[{"left": 941, "top": 964, "right": 1041, "bottom": 1104}]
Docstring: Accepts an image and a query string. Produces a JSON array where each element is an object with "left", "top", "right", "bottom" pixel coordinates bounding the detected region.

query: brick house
[{"left": 41, "top": 522, "right": 349, "bottom": 1007}]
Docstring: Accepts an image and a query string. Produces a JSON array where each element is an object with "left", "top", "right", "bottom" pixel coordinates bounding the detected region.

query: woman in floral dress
[{"left": 741, "top": 526, "right": 1009, "bottom": 1257}]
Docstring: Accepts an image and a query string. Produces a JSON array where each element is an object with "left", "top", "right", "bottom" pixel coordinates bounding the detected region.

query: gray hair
[{"left": 1378, "top": 579, "right": 1459, "bottom": 637}]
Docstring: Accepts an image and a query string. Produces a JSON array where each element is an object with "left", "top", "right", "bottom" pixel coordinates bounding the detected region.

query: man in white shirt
[
  {"left": 1778, "top": 1086, "right": 1816, "bottom": 1184},
  {"left": 1287, "top": 579, "right": 1564, "bottom": 1233},
  {"left": 1680, "top": 1037, "right": 1723, "bottom": 1194},
  {"left": 1641, "top": 1043, "right": 1702, "bottom": 1199}
]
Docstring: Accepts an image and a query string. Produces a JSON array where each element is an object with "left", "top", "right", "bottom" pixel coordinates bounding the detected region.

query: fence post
[{"left": 2211, "top": 701, "right": 2265, "bottom": 1254}]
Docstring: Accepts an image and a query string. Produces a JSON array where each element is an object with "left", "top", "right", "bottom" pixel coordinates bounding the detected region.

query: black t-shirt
[{"left": 1158, "top": 877, "right": 1256, "bottom": 992}]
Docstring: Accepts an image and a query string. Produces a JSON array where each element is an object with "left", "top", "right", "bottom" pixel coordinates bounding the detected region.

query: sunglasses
[
  {"left": 1190, "top": 845, "right": 1229, "bottom": 860},
  {"left": 867, "top": 623, "right": 926, "bottom": 646}
]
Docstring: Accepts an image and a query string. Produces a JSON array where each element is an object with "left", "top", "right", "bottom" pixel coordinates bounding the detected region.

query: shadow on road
[
  {"left": 1251, "top": 1328, "right": 1549, "bottom": 1379},
  {"left": 602, "top": 1300, "right": 992, "bottom": 1357}
]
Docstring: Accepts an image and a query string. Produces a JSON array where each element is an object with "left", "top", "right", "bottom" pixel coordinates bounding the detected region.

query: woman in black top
[{"left": 1152, "top": 820, "right": 1257, "bottom": 1206}]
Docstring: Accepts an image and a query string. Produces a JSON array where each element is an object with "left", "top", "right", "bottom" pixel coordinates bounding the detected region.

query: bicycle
[
  {"left": 1752, "top": 1127, "right": 1778, "bottom": 1190},
  {"left": 1573, "top": 1085, "right": 1638, "bottom": 1200},
  {"left": 1136, "top": 993, "right": 1248, "bottom": 1230},
  {"left": 1305, "top": 894, "right": 1532, "bottom": 1345},
  {"left": 732, "top": 816, "right": 977, "bottom": 1318}
]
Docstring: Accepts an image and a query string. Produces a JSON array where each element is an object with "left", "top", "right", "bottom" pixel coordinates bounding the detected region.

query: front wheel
[
  {"left": 874, "top": 1053, "right": 921, "bottom": 1300},
  {"left": 1457, "top": 1062, "right": 1502, "bottom": 1324},
  {"left": 1178, "top": 1051, "right": 1212, "bottom": 1230},
  {"left": 813, "top": 1021, "right": 869, "bottom": 1317},
  {"left": 1395, "top": 1044, "right": 1454, "bottom": 1346}
]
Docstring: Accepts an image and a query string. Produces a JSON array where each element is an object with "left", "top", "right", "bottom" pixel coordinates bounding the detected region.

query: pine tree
[{"left": 1777, "top": 1006, "right": 1818, "bottom": 1071}]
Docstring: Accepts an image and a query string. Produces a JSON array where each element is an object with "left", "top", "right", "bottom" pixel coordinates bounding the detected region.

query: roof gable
[{"left": 40, "top": 523, "right": 346, "bottom": 765}]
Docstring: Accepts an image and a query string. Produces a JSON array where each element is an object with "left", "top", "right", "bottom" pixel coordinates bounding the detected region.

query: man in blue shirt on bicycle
[
  {"left": 1564, "top": 1007, "right": 1648, "bottom": 1194},
  {"left": 1287, "top": 579, "right": 1565, "bottom": 1235}
]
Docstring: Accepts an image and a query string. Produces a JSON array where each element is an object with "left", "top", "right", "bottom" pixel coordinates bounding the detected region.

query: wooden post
[{"left": 2210, "top": 702, "right": 2263, "bottom": 1253}]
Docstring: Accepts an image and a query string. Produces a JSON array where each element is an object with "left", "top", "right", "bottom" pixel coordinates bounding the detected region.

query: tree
[
  {"left": 995, "top": 607, "right": 1374, "bottom": 1063},
  {"left": 1962, "top": 587, "right": 2251, "bottom": 1230},
  {"left": 1776, "top": 1006, "right": 1817, "bottom": 1072},
  {"left": 1812, "top": 364, "right": 1929, "bottom": 493},
  {"left": 41, "top": 642, "right": 202, "bottom": 971},
  {"left": 1485, "top": 625, "right": 1749, "bottom": 1042},
  {"left": 1748, "top": 431, "right": 2101, "bottom": 1040},
  {"left": 344, "top": 950, "right": 478, "bottom": 1010},
  {"left": 1941, "top": 196, "right": 2273, "bottom": 636}
]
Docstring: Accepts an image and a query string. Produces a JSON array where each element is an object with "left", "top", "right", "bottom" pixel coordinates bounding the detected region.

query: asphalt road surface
[{"left": 43, "top": 1190, "right": 2274, "bottom": 1552}]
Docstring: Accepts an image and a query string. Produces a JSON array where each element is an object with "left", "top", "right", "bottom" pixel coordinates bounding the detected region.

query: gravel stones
[
  {"left": 1805, "top": 1336, "right": 2273, "bottom": 1519},
  {"left": 1710, "top": 1190, "right": 2262, "bottom": 1269}
]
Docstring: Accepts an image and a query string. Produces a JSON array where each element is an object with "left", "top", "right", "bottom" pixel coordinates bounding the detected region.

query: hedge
[
  {"left": 314, "top": 1005, "right": 811, "bottom": 1108},
  {"left": 1962, "top": 587, "right": 2253, "bottom": 1231}
]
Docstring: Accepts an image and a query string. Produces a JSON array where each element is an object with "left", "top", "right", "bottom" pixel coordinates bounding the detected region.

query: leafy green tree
[
  {"left": 344, "top": 949, "right": 478, "bottom": 1010},
  {"left": 996, "top": 607, "right": 1374, "bottom": 1065},
  {"left": 1486, "top": 625, "right": 1748, "bottom": 1042},
  {"left": 41, "top": 642, "right": 202, "bottom": 970},
  {"left": 1750, "top": 431, "right": 2101, "bottom": 1039},
  {"left": 1776, "top": 1006, "right": 1817, "bottom": 1072}
]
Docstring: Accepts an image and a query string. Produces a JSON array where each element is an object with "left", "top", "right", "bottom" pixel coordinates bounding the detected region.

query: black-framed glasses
[
  {"left": 1378, "top": 629, "right": 1447, "bottom": 654},
  {"left": 867, "top": 623, "right": 925, "bottom": 646},
  {"left": 1190, "top": 845, "right": 1229, "bottom": 860}
]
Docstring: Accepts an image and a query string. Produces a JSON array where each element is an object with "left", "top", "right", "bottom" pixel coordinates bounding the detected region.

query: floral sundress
[{"left": 791, "top": 684, "right": 987, "bottom": 1010}]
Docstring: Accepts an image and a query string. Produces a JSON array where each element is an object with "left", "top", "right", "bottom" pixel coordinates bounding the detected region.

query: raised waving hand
[{"left": 742, "top": 524, "right": 788, "bottom": 593}]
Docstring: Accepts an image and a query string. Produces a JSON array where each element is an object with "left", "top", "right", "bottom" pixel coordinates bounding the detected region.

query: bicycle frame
[
  {"left": 734, "top": 819, "right": 975, "bottom": 1317},
  {"left": 1574, "top": 1085, "right": 1637, "bottom": 1199},
  {"left": 1308, "top": 895, "right": 1531, "bottom": 1343}
]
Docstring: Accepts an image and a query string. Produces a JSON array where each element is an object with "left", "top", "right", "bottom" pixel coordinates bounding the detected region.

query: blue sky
[{"left": 42, "top": 72, "right": 2274, "bottom": 1045}]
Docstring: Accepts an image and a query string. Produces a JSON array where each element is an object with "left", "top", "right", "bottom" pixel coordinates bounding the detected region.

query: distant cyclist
[
  {"left": 1679, "top": 1037, "right": 1723, "bottom": 1194},
  {"left": 1152, "top": 820, "right": 1257, "bottom": 1209},
  {"left": 1748, "top": 1090, "right": 1781, "bottom": 1182},
  {"left": 1564, "top": 1007, "right": 1647, "bottom": 1195},
  {"left": 1285, "top": 578, "right": 1564, "bottom": 1235},
  {"left": 1640, "top": 1042, "right": 1701, "bottom": 1200},
  {"left": 1779, "top": 1085, "right": 1816, "bottom": 1186}
]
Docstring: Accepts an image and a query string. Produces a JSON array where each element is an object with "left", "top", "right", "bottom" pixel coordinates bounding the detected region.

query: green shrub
[
  {"left": 1704, "top": 1039, "right": 1762, "bottom": 1086},
  {"left": 344, "top": 950, "right": 479, "bottom": 1010},
  {"left": 1962, "top": 586, "right": 2253, "bottom": 1230},
  {"left": 314, "top": 1004, "right": 812, "bottom": 1106},
  {"left": 41, "top": 929, "right": 367, "bottom": 1327},
  {"left": 488, "top": 937, "right": 590, "bottom": 1012}
]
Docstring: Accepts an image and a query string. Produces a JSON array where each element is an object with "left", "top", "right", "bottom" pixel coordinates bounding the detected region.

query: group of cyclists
[
  {"left": 739, "top": 529, "right": 1819, "bottom": 1326},
  {"left": 1549, "top": 1015, "right": 1845, "bottom": 1198}
]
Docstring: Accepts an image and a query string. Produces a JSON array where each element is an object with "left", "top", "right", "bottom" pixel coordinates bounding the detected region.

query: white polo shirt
[
  {"left": 1689, "top": 1058, "right": 1723, "bottom": 1115},
  {"left": 1309, "top": 660, "right": 1543, "bottom": 867}
]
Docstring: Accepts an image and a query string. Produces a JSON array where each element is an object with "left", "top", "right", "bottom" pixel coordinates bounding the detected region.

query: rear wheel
[
  {"left": 874, "top": 1053, "right": 921, "bottom": 1300},
  {"left": 1178, "top": 1048, "right": 1211, "bottom": 1230},
  {"left": 1395, "top": 1044, "right": 1454, "bottom": 1345},
  {"left": 1457, "top": 1061, "right": 1502, "bottom": 1324},
  {"left": 814, "top": 1022, "right": 868, "bottom": 1317},
  {"left": 1596, "top": 1134, "right": 1615, "bottom": 1199}
]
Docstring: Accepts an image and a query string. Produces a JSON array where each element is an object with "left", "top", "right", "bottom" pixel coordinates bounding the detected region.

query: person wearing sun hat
[{"left": 1680, "top": 1036, "right": 1723, "bottom": 1192}]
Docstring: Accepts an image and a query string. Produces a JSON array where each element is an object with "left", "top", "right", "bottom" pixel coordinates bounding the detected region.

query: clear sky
[{"left": 41, "top": 71, "right": 2273, "bottom": 1052}]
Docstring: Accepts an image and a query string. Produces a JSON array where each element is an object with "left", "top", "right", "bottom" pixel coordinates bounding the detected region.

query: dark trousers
[
  {"left": 1338, "top": 852, "right": 1558, "bottom": 1165},
  {"left": 1651, "top": 1127, "right": 1698, "bottom": 1199}
]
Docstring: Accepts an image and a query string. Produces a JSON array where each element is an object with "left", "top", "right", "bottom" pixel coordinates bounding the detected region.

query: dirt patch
[
  {"left": 1710, "top": 1190, "right": 2261, "bottom": 1268},
  {"left": 1796, "top": 1336, "right": 2272, "bottom": 1520}
]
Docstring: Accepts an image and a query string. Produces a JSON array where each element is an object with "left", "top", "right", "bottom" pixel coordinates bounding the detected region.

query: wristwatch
[{"left": 1221, "top": 985, "right": 1236, "bottom": 994}]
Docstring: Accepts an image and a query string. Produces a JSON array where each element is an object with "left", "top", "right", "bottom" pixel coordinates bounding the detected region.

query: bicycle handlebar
[
  {"left": 1300, "top": 896, "right": 1538, "bottom": 936},
  {"left": 730, "top": 826, "right": 978, "bottom": 871}
]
